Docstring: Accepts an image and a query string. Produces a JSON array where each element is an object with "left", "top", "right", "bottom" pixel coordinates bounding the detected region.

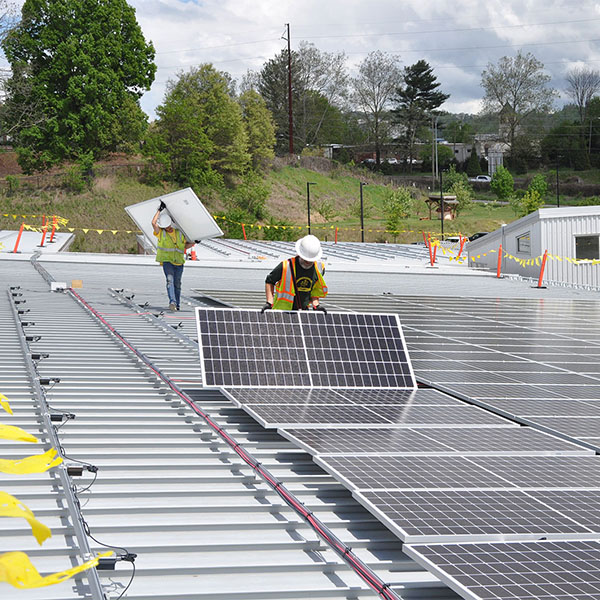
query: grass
[
  {"left": 0, "top": 175, "right": 178, "bottom": 253},
  {"left": 0, "top": 161, "right": 582, "bottom": 251}
]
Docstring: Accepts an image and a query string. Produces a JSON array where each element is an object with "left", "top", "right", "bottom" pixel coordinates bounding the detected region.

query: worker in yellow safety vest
[
  {"left": 262, "top": 235, "right": 328, "bottom": 313},
  {"left": 152, "top": 202, "right": 195, "bottom": 311}
]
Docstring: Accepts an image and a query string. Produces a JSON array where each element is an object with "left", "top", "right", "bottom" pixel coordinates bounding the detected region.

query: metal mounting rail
[
  {"left": 68, "top": 287, "right": 402, "bottom": 600},
  {"left": 7, "top": 289, "right": 108, "bottom": 600}
]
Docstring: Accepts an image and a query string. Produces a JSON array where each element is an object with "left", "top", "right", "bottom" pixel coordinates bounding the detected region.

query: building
[{"left": 467, "top": 205, "right": 600, "bottom": 288}]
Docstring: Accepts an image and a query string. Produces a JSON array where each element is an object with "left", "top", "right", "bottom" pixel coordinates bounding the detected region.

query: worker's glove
[
  {"left": 313, "top": 304, "right": 327, "bottom": 314},
  {"left": 260, "top": 302, "right": 272, "bottom": 314},
  {"left": 158, "top": 200, "right": 167, "bottom": 212},
  {"left": 194, "top": 239, "right": 201, "bottom": 244}
]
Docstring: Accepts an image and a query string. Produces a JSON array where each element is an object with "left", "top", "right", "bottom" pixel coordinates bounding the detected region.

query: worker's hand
[
  {"left": 158, "top": 200, "right": 167, "bottom": 212},
  {"left": 313, "top": 304, "right": 327, "bottom": 314},
  {"left": 260, "top": 302, "right": 272, "bottom": 313}
]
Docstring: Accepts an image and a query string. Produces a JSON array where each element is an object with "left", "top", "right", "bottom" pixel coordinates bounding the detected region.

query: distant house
[{"left": 468, "top": 206, "right": 600, "bottom": 288}]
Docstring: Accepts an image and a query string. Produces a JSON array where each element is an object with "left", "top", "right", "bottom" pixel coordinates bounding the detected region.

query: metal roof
[{"left": 0, "top": 256, "right": 458, "bottom": 600}]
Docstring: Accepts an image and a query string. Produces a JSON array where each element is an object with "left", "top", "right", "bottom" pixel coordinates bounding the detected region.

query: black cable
[{"left": 114, "top": 560, "right": 135, "bottom": 600}]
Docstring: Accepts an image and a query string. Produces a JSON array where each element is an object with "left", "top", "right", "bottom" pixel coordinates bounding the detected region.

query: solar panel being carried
[{"left": 195, "top": 308, "right": 416, "bottom": 389}]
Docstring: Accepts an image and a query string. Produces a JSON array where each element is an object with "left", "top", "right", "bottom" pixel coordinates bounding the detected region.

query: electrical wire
[{"left": 69, "top": 289, "right": 399, "bottom": 600}]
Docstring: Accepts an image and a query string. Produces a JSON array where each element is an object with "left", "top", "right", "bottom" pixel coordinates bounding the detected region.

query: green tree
[
  {"left": 510, "top": 189, "right": 544, "bottom": 217},
  {"left": 448, "top": 180, "right": 473, "bottom": 216},
  {"left": 351, "top": 51, "right": 402, "bottom": 165},
  {"left": 147, "top": 64, "right": 250, "bottom": 188},
  {"left": 238, "top": 89, "right": 275, "bottom": 170},
  {"left": 540, "top": 121, "right": 583, "bottom": 168},
  {"left": 528, "top": 174, "right": 549, "bottom": 200},
  {"left": 383, "top": 186, "right": 412, "bottom": 237},
  {"left": 419, "top": 144, "right": 453, "bottom": 172},
  {"left": 481, "top": 51, "right": 556, "bottom": 151},
  {"left": 442, "top": 164, "right": 468, "bottom": 192},
  {"left": 392, "top": 60, "right": 449, "bottom": 170},
  {"left": 2, "top": 0, "right": 155, "bottom": 173},
  {"left": 490, "top": 165, "right": 514, "bottom": 201},
  {"left": 465, "top": 149, "right": 482, "bottom": 177}
]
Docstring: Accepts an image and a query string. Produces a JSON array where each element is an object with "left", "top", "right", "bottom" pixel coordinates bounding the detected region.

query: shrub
[
  {"left": 527, "top": 174, "right": 549, "bottom": 200},
  {"left": 62, "top": 165, "right": 87, "bottom": 193},
  {"left": 5, "top": 175, "right": 19, "bottom": 196},
  {"left": 230, "top": 172, "right": 270, "bottom": 220},
  {"left": 510, "top": 189, "right": 544, "bottom": 217},
  {"left": 490, "top": 166, "right": 514, "bottom": 201},
  {"left": 314, "top": 198, "right": 338, "bottom": 222},
  {"left": 442, "top": 165, "right": 468, "bottom": 193},
  {"left": 465, "top": 150, "right": 482, "bottom": 177},
  {"left": 216, "top": 208, "right": 255, "bottom": 239},
  {"left": 448, "top": 180, "right": 473, "bottom": 216},
  {"left": 383, "top": 186, "right": 412, "bottom": 238}
]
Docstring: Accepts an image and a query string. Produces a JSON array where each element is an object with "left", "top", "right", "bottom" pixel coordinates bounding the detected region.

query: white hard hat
[
  {"left": 157, "top": 213, "right": 172, "bottom": 228},
  {"left": 295, "top": 234, "right": 322, "bottom": 262}
]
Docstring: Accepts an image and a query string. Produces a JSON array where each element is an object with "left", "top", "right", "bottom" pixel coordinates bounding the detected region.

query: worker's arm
[
  {"left": 265, "top": 283, "right": 275, "bottom": 305},
  {"left": 184, "top": 241, "right": 194, "bottom": 250},
  {"left": 151, "top": 210, "right": 160, "bottom": 235}
]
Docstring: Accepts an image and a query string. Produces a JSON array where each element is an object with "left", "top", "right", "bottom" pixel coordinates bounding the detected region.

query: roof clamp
[
  {"left": 13, "top": 299, "right": 26, "bottom": 305},
  {"left": 11, "top": 292, "right": 23, "bottom": 297},
  {"left": 20, "top": 321, "right": 36, "bottom": 327},
  {"left": 97, "top": 552, "right": 137, "bottom": 571},
  {"left": 17, "top": 309, "right": 30, "bottom": 315},
  {"left": 40, "top": 377, "right": 61, "bottom": 386},
  {"left": 67, "top": 464, "right": 98, "bottom": 477},
  {"left": 9, "top": 286, "right": 21, "bottom": 291},
  {"left": 26, "top": 335, "right": 42, "bottom": 342},
  {"left": 32, "top": 352, "right": 50, "bottom": 361}
]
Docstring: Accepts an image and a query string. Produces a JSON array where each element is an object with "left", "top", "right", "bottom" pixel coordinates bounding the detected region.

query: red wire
[{"left": 69, "top": 290, "right": 398, "bottom": 600}]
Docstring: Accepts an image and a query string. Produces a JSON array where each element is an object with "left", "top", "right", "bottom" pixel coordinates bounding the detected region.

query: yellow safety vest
[
  {"left": 155, "top": 229, "right": 186, "bottom": 265},
  {"left": 272, "top": 257, "right": 327, "bottom": 310}
]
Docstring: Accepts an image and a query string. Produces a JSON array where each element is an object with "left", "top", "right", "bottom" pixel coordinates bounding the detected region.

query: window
[
  {"left": 517, "top": 233, "right": 531, "bottom": 254},
  {"left": 575, "top": 235, "right": 600, "bottom": 260}
]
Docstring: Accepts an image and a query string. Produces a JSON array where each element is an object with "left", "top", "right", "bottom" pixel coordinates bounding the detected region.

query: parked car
[
  {"left": 361, "top": 158, "right": 376, "bottom": 165},
  {"left": 469, "top": 232, "right": 489, "bottom": 241},
  {"left": 386, "top": 157, "right": 399, "bottom": 164},
  {"left": 445, "top": 236, "right": 462, "bottom": 243},
  {"left": 469, "top": 175, "right": 492, "bottom": 183}
]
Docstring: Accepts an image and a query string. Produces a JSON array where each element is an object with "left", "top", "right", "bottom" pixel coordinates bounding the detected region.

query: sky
[{"left": 11, "top": 0, "right": 600, "bottom": 119}]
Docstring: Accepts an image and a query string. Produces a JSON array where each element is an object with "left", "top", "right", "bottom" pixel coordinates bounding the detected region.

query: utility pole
[
  {"left": 284, "top": 23, "right": 294, "bottom": 155},
  {"left": 556, "top": 158, "right": 560, "bottom": 208}
]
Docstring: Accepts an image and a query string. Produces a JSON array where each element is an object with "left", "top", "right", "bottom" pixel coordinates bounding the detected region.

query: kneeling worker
[
  {"left": 262, "top": 234, "right": 328, "bottom": 312},
  {"left": 152, "top": 202, "right": 195, "bottom": 311}
]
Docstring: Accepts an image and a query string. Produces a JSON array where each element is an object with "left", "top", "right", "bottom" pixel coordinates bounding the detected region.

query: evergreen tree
[
  {"left": 2, "top": 0, "right": 155, "bottom": 173},
  {"left": 392, "top": 60, "right": 449, "bottom": 171},
  {"left": 466, "top": 149, "right": 482, "bottom": 177},
  {"left": 238, "top": 89, "right": 276, "bottom": 170}
]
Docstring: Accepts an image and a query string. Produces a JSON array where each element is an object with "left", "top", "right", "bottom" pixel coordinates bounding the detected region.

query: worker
[
  {"left": 152, "top": 201, "right": 194, "bottom": 311},
  {"left": 262, "top": 234, "right": 328, "bottom": 312}
]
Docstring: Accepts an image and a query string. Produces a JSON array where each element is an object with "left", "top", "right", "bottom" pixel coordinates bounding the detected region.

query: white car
[{"left": 469, "top": 175, "right": 492, "bottom": 183}]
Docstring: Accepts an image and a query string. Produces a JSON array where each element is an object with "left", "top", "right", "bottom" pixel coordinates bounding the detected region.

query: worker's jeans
[{"left": 162, "top": 262, "right": 183, "bottom": 308}]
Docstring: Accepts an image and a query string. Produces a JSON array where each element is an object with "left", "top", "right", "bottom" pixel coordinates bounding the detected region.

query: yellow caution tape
[
  {"left": 0, "top": 394, "right": 12, "bottom": 415},
  {"left": 0, "top": 424, "right": 38, "bottom": 443},
  {"left": 0, "top": 448, "right": 61, "bottom": 474},
  {"left": 0, "top": 492, "right": 51, "bottom": 545},
  {"left": 0, "top": 550, "right": 113, "bottom": 589}
]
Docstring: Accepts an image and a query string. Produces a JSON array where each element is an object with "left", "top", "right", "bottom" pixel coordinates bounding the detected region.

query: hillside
[{"left": 0, "top": 152, "right": 558, "bottom": 253}]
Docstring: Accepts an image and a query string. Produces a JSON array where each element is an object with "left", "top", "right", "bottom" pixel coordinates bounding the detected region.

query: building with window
[{"left": 467, "top": 206, "right": 600, "bottom": 288}]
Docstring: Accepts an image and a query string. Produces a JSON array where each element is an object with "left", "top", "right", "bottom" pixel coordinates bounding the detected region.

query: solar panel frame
[
  {"left": 404, "top": 540, "right": 600, "bottom": 600},
  {"left": 195, "top": 307, "right": 416, "bottom": 389},
  {"left": 353, "top": 489, "right": 592, "bottom": 543}
]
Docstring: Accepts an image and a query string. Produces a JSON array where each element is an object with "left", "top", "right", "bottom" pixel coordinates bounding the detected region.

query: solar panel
[
  {"left": 222, "top": 387, "right": 345, "bottom": 405},
  {"left": 528, "top": 417, "right": 600, "bottom": 439},
  {"left": 315, "top": 455, "right": 514, "bottom": 490},
  {"left": 299, "top": 311, "right": 414, "bottom": 388},
  {"left": 480, "top": 398, "right": 600, "bottom": 417},
  {"left": 418, "top": 427, "right": 591, "bottom": 455},
  {"left": 195, "top": 308, "right": 416, "bottom": 389},
  {"left": 405, "top": 540, "right": 600, "bottom": 600},
  {"left": 279, "top": 427, "right": 451, "bottom": 455},
  {"left": 331, "top": 388, "right": 463, "bottom": 406},
  {"left": 528, "top": 490, "right": 600, "bottom": 531},
  {"left": 355, "top": 489, "right": 590, "bottom": 542},
  {"left": 468, "top": 456, "right": 600, "bottom": 488}
]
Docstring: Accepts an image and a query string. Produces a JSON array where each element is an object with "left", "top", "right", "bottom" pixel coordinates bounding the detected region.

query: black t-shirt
[{"left": 266, "top": 258, "right": 322, "bottom": 310}]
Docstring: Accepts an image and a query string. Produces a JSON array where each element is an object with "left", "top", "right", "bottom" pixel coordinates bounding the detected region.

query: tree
[
  {"left": 419, "top": 144, "right": 453, "bottom": 172},
  {"left": 258, "top": 42, "right": 348, "bottom": 153},
  {"left": 490, "top": 165, "right": 514, "bottom": 201},
  {"left": 540, "top": 121, "right": 583, "bottom": 167},
  {"left": 528, "top": 174, "right": 549, "bottom": 201},
  {"left": 481, "top": 51, "right": 556, "bottom": 150},
  {"left": 2, "top": 0, "right": 155, "bottom": 173},
  {"left": 565, "top": 67, "right": 600, "bottom": 127},
  {"left": 510, "top": 189, "right": 544, "bottom": 217},
  {"left": 383, "top": 186, "right": 412, "bottom": 238},
  {"left": 442, "top": 164, "right": 468, "bottom": 192},
  {"left": 351, "top": 51, "right": 402, "bottom": 165},
  {"left": 465, "top": 149, "right": 482, "bottom": 177},
  {"left": 392, "top": 60, "right": 449, "bottom": 171},
  {"left": 449, "top": 180, "right": 473, "bottom": 216},
  {"left": 238, "top": 89, "right": 275, "bottom": 170},
  {"left": 146, "top": 64, "right": 250, "bottom": 189}
]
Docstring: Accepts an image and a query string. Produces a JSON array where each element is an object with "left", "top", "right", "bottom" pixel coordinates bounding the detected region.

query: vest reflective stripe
[
  {"left": 273, "top": 257, "right": 327, "bottom": 310},
  {"left": 156, "top": 229, "right": 186, "bottom": 265}
]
